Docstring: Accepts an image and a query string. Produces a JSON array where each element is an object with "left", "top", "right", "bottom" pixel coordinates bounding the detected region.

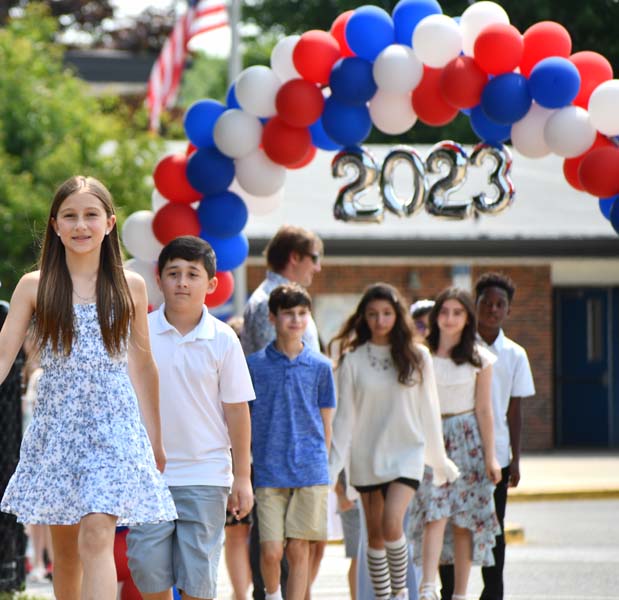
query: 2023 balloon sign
[{"left": 332, "top": 141, "right": 514, "bottom": 223}]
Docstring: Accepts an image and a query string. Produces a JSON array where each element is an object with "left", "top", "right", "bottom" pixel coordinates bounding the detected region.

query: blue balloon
[
  {"left": 201, "top": 232, "right": 249, "bottom": 271},
  {"left": 392, "top": 0, "right": 442, "bottom": 46},
  {"left": 610, "top": 197, "right": 619, "bottom": 235},
  {"left": 173, "top": 587, "right": 181, "bottom": 600},
  {"left": 346, "top": 6, "right": 395, "bottom": 61},
  {"left": 599, "top": 196, "right": 618, "bottom": 220},
  {"left": 198, "top": 191, "right": 248, "bottom": 238},
  {"left": 226, "top": 84, "right": 241, "bottom": 109},
  {"left": 309, "top": 119, "right": 341, "bottom": 151},
  {"left": 186, "top": 147, "right": 235, "bottom": 196},
  {"left": 529, "top": 57, "right": 581, "bottom": 109},
  {"left": 322, "top": 97, "right": 372, "bottom": 147},
  {"left": 183, "top": 99, "right": 226, "bottom": 148},
  {"left": 481, "top": 73, "right": 532, "bottom": 125},
  {"left": 330, "top": 57, "right": 377, "bottom": 106},
  {"left": 470, "top": 105, "right": 511, "bottom": 145}
]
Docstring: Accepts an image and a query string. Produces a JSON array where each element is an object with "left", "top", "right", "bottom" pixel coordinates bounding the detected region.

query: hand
[
  {"left": 152, "top": 444, "right": 167, "bottom": 474},
  {"left": 508, "top": 460, "right": 521, "bottom": 488},
  {"left": 227, "top": 476, "right": 254, "bottom": 521},
  {"left": 486, "top": 456, "right": 502, "bottom": 485}
]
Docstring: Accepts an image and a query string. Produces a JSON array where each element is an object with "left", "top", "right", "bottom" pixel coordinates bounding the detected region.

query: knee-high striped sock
[
  {"left": 367, "top": 546, "right": 391, "bottom": 600},
  {"left": 385, "top": 535, "right": 409, "bottom": 594}
]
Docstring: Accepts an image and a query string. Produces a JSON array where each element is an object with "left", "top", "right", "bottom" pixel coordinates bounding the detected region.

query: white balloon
[
  {"left": 151, "top": 189, "right": 169, "bottom": 213},
  {"left": 230, "top": 179, "right": 283, "bottom": 216},
  {"left": 543, "top": 106, "right": 597, "bottom": 158},
  {"left": 213, "top": 109, "right": 263, "bottom": 159},
  {"left": 271, "top": 35, "right": 301, "bottom": 83},
  {"left": 235, "top": 66, "right": 281, "bottom": 118},
  {"left": 373, "top": 45, "right": 424, "bottom": 93},
  {"left": 121, "top": 210, "right": 163, "bottom": 263},
  {"left": 588, "top": 79, "right": 619, "bottom": 137},
  {"left": 460, "top": 1, "right": 510, "bottom": 56},
  {"left": 124, "top": 258, "right": 164, "bottom": 308},
  {"left": 413, "top": 15, "right": 463, "bottom": 68},
  {"left": 369, "top": 90, "right": 418, "bottom": 135},
  {"left": 235, "top": 149, "right": 287, "bottom": 197},
  {"left": 511, "top": 103, "right": 555, "bottom": 158}
]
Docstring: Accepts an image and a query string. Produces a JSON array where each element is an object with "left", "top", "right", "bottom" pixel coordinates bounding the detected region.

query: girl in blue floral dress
[
  {"left": 410, "top": 288, "right": 502, "bottom": 600},
  {"left": 0, "top": 176, "right": 176, "bottom": 600}
]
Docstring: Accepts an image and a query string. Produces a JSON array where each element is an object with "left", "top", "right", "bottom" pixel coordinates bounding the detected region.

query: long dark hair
[
  {"left": 427, "top": 287, "right": 481, "bottom": 367},
  {"left": 329, "top": 282, "right": 422, "bottom": 385},
  {"left": 35, "top": 176, "right": 134, "bottom": 356}
]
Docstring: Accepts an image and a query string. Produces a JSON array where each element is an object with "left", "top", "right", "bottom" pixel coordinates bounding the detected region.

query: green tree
[{"left": 0, "top": 4, "right": 162, "bottom": 299}]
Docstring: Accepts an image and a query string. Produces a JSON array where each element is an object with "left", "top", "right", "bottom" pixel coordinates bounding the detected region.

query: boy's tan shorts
[{"left": 255, "top": 485, "right": 329, "bottom": 543}]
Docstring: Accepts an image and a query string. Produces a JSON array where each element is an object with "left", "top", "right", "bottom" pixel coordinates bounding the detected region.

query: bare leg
[
  {"left": 285, "top": 538, "right": 310, "bottom": 600},
  {"left": 382, "top": 483, "right": 415, "bottom": 543},
  {"left": 452, "top": 526, "right": 472, "bottom": 597},
  {"left": 421, "top": 518, "right": 448, "bottom": 586},
  {"left": 50, "top": 524, "right": 81, "bottom": 600},
  {"left": 348, "top": 557, "right": 358, "bottom": 600},
  {"left": 304, "top": 540, "right": 326, "bottom": 599},
  {"left": 225, "top": 523, "right": 252, "bottom": 600},
  {"left": 261, "top": 541, "right": 284, "bottom": 595},
  {"left": 78, "top": 513, "right": 117, "bottom": 600},
  {"left": 141, "top": 592, "right": 174, "bottom": 600}
]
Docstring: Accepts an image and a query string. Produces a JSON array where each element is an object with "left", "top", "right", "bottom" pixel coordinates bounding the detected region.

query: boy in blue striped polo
[{"left": 247, "top": 283, "right": 336, "bottom": 600}]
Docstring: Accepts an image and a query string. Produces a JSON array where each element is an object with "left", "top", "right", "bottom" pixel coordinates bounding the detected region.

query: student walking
[
  {"left": 247, "top": 284, "right": 336, "bottom": 600},
  {"left": 329, "top": 283, "right": 459, "bottom": 600},
  {"left": 0, "top": 176, "right": 176, "bottom": 600},
  {"left": 127, "top": 236, "right": 254, "bottom": 600},
  {"left": 410, "top": 288, "right": 502, "bottom": 600}
]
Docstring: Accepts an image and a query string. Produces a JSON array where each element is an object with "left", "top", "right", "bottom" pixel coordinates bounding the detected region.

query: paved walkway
[{"left": 22, "top": 452, "right": 619, "bottom": 599}]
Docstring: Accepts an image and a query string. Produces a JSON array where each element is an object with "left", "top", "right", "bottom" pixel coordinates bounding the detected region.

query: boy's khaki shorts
[{"left": 256, "top": 485, "right": 329, "bottom": 543}]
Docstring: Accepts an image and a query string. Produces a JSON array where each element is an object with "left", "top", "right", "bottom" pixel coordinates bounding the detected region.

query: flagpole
[{"left": 228, "top": 0, "right": 247, "bottom": 317}]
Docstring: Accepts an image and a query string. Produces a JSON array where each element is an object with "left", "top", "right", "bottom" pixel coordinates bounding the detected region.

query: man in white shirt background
[{"left": 439, "top": 272, "right": 535, "bottom": 600}]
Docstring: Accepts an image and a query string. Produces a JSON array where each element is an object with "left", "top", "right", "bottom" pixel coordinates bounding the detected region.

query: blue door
[{"left": 555, "top": 287, "right": 619, "bottom": 447}]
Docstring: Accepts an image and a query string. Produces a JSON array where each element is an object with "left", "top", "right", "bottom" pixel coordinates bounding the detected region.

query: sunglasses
[
  {"left": 414, "top": 319, "right": 428, "bottom": 332},
  {"left": 306, "top": 252, "right": 321, "bottom": 264}
]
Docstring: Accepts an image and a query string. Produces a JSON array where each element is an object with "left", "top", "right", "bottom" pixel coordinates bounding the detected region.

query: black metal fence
[{"left": 0, "top": 302, "right": 26, "bottom": 592}]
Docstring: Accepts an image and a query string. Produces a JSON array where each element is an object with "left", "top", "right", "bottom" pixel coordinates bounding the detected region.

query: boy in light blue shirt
[{"left": 247, "top": 283, "right": 335, "bottom": 600}]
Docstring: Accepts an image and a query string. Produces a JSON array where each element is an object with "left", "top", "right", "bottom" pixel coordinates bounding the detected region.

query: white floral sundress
[{"left": 1, "top": 303, "right": 177, "bottom": 526}]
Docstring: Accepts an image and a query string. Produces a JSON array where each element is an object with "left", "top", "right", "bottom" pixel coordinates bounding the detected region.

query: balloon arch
[{"left": 122, "top": 0, "right": 619, "bottom": 308}]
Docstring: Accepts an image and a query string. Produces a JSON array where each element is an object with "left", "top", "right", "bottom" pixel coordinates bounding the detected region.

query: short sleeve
[
  {"left": 477, "top": 344, "right": 497, "bottom": 371},
  {"left": 220, "top": 335, "right": 256, "bottom": 404},
  {"left": 512, "top": 348, "right": 535, "bottom": 397},
  {"left": 317, "top": 362, "right": 337, "bottom": 409}
]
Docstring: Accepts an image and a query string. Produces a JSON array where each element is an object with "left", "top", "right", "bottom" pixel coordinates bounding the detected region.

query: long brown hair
[
  {"left": 329, "top": 282, "right": 422, "bottom": 385},
  {"left": 427, "top": 287, "right": 481, "bottom": 367},
  {"left": 35, "top": 176, "right": 134, "bottom": 356}
]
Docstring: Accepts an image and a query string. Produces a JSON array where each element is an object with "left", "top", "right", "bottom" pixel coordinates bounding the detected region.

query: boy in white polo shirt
[
  {"left": 128, "top": 235, "right": 254, "bottom": 600},
  {"left": 439, "top": 272, "right": 535, "bottom": 600}
]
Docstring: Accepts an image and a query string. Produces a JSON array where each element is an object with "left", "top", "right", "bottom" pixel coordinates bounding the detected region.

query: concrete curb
[{"left": 509, "top": 488, "right": 619, "bottom": 502}]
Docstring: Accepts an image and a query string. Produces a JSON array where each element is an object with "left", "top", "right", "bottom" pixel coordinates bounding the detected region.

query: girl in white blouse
[
  {"left": 329, "top": 283, "right": 458, "bottom": 600},
  {"left": 410, "top": 288, "right": 502, "bottom": 600}
]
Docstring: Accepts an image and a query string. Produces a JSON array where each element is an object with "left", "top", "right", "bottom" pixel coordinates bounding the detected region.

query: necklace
[
  {"left": 72, "top": 288, "right": 96, "bottom": 303},
  {"left": 366, "top": 343, "right": 392, "bottom": 371}
]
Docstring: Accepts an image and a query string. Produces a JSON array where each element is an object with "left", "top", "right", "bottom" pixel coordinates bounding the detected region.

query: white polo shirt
[
  {"left": 149, "top": 304, "right": 255, "bottom": 487},
  {"left": 478, "top": 329, "right": 536, "bottom": 468}
]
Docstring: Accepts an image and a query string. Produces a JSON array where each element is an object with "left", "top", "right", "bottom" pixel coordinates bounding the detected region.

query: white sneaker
[{"left": 392, "top": 589, "right": 409, "bottom": 600}]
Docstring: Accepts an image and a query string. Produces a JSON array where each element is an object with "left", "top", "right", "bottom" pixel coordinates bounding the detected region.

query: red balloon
[
  {"left": 276, "top": 79, "right": 324, "bottom": 128},
  {"left": 293, "top": 30, "right": 341, "bottom": 85},
  {"left": 120, "top": 577, "right": 143, "bottom": 600},
  {"left": 569, "top": 51, "right": 614, "bottom": 109},
  {"left": 262, "top": 117, "right": 312, "bottom": 167},
  {"left": 519, "top": 21, "right": 572, "bottom": 78},
  {"left": 440, "top": 56, "right": 488, "bottom": 109},
  {"left": 113, "top": 529, "right": 130, "bottom": 582},
  {"left": 287, "top": 145, "right": 317, "bottom": 170},
  {"left": 412, "top": 67, "right": 459, "bottom": 126},
  {"left": 152, "top": 203, "right": 201, "bottom": 245},
  {"left": 153, "top": 154, "right": 202, "bottom": 205},
  {"left": 474, "top": 23, "right": 523, "bottom": 75},
  {"left": 578, "top": 146, "right": 619, "bottom": 198},
  {"left": 330, "top": 11, "right": 355, "bottom": 58},
  {"left": 563, "top": 134, "right": 614, "bottom": 191},
  {"left": 205, "top": 271, "right": 235, "bottom": 308},
  {"left": 186, "top": 142, "right": 198, "bottom": 156}
]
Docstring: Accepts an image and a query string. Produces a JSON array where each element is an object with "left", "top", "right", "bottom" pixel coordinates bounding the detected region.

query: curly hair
[
  {"left": 329, "top": 282, "right": 422, "bottom": 385},
  {"left": 427, "top": 287, "right": 481, "bottom": 367},
  {"left": 475, "top": 272, "right": 515, "bottom": 303}
]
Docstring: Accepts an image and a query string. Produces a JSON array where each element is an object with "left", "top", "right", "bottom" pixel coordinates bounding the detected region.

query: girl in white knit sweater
[{"left": 329, "top": 283, "right": 458, "bottom": 600}]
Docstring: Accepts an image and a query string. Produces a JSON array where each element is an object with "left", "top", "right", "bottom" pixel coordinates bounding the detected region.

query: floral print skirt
[{"left": 409, "top": 412, "right": 500, "bottom": 566}]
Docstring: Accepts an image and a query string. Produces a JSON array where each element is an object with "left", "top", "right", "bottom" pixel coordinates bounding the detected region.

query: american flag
[{"left": 147, "top": 0, "right": 229, "bottom": 132}]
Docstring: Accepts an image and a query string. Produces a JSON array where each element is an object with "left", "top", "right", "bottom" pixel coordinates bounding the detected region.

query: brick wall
[{"left": 247, "top": 261, "right": 554, "bottom": 451}]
